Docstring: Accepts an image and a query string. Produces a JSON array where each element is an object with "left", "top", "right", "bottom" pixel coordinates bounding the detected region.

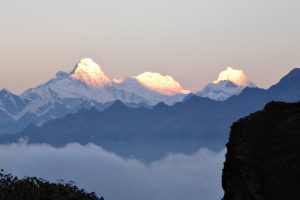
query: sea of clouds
[{"left": 0, "top": 142, "right": 225, "bottom": 200}]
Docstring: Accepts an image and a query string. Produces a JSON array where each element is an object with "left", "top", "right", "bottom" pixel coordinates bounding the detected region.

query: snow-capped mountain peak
[
  {"left": 197, "top": 67, "right": 256, "bottom": 101},
  {"left": 3, "top": 59, "right": 192, "bottom": 133},
  {"left": 213, "top": 67, "right": 252, "bottom": 86},
  {"left": 134, "top": 72, "right": 190, "bottom": 96},
  {"left": 70, "top": 58, "right": 111, "bottom": 87},
  {"left": 197, "top": 80, "right": 244, "bottom": 101}
]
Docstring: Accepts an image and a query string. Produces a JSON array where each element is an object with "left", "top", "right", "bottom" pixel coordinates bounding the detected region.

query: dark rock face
[{"left": 222, "top": 101, "right": 300, "bottom": 200}]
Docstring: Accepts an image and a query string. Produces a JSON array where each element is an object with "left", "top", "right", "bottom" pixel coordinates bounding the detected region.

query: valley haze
[
  {"left": 1, "top": 1, "right": 300, "bottom": 200},
  {"left": 0, "top": 142, "right": 225, "bottom": 200}
]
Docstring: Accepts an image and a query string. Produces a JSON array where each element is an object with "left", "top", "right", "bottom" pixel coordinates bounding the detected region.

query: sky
[
  {"left": 0, "top": 0, "right": 299, "bottom": 93},
  {"left": 0, "top": 143, "right": 225, "bottom": 200}
]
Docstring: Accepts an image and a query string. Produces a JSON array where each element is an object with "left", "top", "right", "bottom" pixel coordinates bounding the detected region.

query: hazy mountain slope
[
  {"left": 0, "top": 89, "right": 27, "bottom": 115},
  {"left": 197, "top": 80, "right": 245, "bottom": 101},
  {"left": 2, "top": 68, "right": 300, "bottom": 161},
  {"left": 0, "top": 89, "right": 27, "bottom": 133}
]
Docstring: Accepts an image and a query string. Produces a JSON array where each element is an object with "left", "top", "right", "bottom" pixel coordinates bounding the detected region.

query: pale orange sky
[{"left": 0, "top": 0, "right": 299, "bottom": 94}]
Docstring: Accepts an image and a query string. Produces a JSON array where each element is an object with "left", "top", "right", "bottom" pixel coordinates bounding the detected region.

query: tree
[{"left": 0, "top": 169, "right": 104, "bottom": 200}]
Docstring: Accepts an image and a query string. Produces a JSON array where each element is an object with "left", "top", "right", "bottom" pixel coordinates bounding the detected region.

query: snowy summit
[
  {"left": 71, "top": 58, "right": 111, "bottom": 87},
  {"left": 134, "top": 72, "right": 190, "bottom": 96},
  {"left": 213, "top": 67, "right": 252, "bottom": 87},
  {"left": 197, "top": 67, "right": 256, "bottom": 101}
]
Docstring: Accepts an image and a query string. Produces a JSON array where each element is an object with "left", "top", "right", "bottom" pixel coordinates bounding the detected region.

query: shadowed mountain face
[
  {"left": 0, "top": 89, "right": 27, "bottom": 115},
  {"left": 222, "top": 102, "right": 300, "bottom": 200},
  {"left": 1, "top": 68, "right": 300, "bottom": 161}
]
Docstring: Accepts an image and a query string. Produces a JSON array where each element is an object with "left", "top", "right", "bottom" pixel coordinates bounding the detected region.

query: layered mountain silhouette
[
  {"left": 1, "top": 68, "right": 300, "bottom": 161},
  {"left": 0, "top": 58, "right": 189, "bottom": 134},
  {"left": 0, "top": 61, "right": 255, "bottom": 135}
]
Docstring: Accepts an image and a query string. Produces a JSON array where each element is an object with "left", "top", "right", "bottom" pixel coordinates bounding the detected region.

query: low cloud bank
[{"left": 0, "top": 143, "right": 225, "bottom": 200}]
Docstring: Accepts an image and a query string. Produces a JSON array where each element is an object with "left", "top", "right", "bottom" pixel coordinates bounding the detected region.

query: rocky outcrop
[{"left": 222, "top": 101, "right": 300, "bottom": 200}]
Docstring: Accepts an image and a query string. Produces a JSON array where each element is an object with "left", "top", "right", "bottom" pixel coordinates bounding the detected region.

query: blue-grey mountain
[{"left": 1, "top": 68, "right": 300, "bottom": 161}]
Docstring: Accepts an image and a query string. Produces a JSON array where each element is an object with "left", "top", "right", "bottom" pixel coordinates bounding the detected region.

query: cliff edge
[{"left": 222, "top": 101, "right": 300, "bottom": 200}]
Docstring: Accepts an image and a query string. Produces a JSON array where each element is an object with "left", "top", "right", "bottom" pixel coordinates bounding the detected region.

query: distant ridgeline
[
  {"left": 222, "top": 101, "right": 300, "bottom": 200},
  {"left": 0, "top": 63, "right": 253, "bottom": 136},
  {"left": 0, "top": 170, "right": 104, "bottom": 200},
  {"left": 0, "top": 69, "right": 300, "bottom": 161}
]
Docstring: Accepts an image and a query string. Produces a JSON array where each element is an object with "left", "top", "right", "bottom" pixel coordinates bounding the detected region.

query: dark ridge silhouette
[
  {"left": 222, "top": 101, "right": 300, "bottom": 200},
  {"left": 0, "top": 169, "right": 104, "bottom": 200}
]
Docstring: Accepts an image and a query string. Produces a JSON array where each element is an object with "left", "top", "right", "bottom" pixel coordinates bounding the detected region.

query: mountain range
[
  {"left": 0, "top": 58, "right": 253, "bottom": 134},
  {"left": 1, "top": 67, "right": 300, "bottom": 161}
]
